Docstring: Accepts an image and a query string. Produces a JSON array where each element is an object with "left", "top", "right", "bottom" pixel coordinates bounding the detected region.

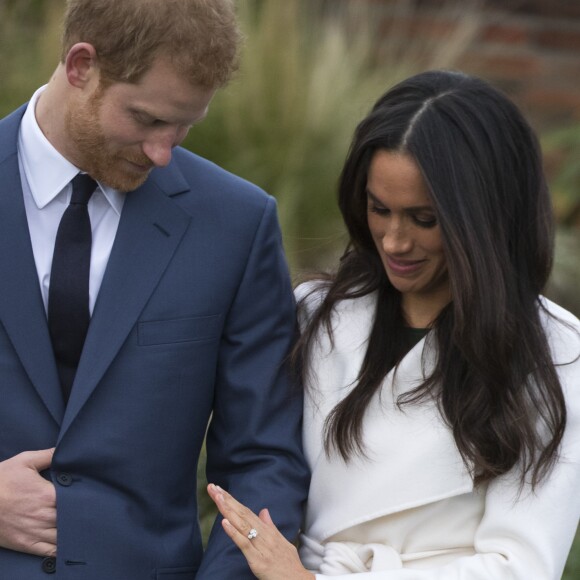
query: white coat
[{"left": 297, "top": 284, "right": 580, "bottom": 579}]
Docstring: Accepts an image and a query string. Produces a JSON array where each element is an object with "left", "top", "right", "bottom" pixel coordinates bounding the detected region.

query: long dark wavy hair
[{"left": 296, "top": 70, "right": 567, "bottom": 488}]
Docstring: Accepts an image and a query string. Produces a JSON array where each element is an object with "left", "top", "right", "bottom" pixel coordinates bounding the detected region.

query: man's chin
[{"left": 97, "top": 170, "right": 151, "bottom": 193}]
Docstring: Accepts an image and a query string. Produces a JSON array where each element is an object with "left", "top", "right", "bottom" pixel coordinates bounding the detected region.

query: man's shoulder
[
  {"left": 149, "top": 147, "right": 278, "bottom": 235},
  {"left": 0, "top": 104, "right": 27, "bottom": 162},
  {"left": 0, "top": 104, "right": 28, "bottom": 133},
  {"left": 0, "top": 104, "right": 27, "bottom": 123},
  {"left": 170, "top": 146, "right": 271, "bottom": 206}
]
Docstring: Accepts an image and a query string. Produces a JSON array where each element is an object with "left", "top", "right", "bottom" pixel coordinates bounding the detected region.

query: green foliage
[
  {"left": 546, "top": 228, "right": 580, "bottom": 316},
  {"left": 543, "top": 124, "right": 580, "bottom": 227},
  {"left": 563, "top": 527, "right": 580, "bottom": 580},
  {"left": 185, "top": 0, "right": 479, "bottom": 270},
  {"left": 196, "top": 445, "right": 216, "bottom": 546},
  {"left": 0, "top": 0, "right": 63, "bottom": 115},
  {"left": 542, "top": 125, "right": 580, "bottom": 317}
]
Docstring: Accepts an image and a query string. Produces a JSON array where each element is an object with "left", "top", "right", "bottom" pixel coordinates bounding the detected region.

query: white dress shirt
[{"left": 18, "top": 86, "right": 125, "bottom": 315}]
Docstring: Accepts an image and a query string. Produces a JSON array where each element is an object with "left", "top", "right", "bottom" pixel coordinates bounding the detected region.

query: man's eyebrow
[{"left": 129, "top": 105, "right": 207, "bottom": 126}]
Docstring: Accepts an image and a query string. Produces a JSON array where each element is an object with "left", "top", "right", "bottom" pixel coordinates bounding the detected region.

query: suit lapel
[
  {"left": 0, "top": 105, "right": 193, "bottom": 436},
  {"left": 0, "top": 106, "right": 64, "bottom": 424},
  {"left": 59, "top": 170, "right": 192, "bottom": 439}
]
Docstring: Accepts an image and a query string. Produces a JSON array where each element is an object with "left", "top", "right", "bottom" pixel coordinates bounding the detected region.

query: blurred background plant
[
  {"left": 1, "top": 0, "right": 577, "bottom": 574},
  {"left": 186, "top": 0, "right": 480, "bottom": 272},
  {"left": 0, "top": 0, "right": 62, "bottom": 114},
  {"left": 545, "top": 125, "right": 580, "bottom": 229},
  {"left": 542, "top": 125, "right": 580, "bottom": 318}
]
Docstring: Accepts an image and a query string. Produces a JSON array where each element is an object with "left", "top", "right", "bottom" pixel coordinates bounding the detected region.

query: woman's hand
[{"left": 207, "top": 483, "right": 314, "bottom": 580}]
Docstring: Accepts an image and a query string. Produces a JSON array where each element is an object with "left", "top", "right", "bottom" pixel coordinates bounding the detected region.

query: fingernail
[{"left": 211, "top": 485, "right": 224, "bottom": 501}]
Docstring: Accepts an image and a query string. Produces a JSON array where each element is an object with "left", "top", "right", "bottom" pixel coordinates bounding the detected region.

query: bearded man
[{"left": 0, "top": 1, "right": 309, "bottom": 578}]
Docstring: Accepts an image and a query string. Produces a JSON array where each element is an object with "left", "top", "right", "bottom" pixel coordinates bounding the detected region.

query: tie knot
[{"left": 71, "top": 173, "right": 97, "bottom": 205}]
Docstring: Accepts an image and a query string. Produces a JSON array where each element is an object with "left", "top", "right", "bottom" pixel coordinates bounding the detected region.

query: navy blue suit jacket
[{"left": 0, "top": 105, "right": 310, "bottom": 579}]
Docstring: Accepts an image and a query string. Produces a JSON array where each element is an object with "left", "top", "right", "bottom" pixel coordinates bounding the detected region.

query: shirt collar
[{"left": 18, "top": 85, "right": 124, "bottom": 216}]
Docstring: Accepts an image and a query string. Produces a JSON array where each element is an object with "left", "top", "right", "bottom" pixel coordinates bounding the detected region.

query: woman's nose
[{"left": 381, "top": 223, "right": 413, "bottom": 255}]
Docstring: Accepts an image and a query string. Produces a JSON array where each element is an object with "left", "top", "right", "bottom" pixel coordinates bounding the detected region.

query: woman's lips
[{"left": 385, "top": 255, "right": 425, "bottom": 276}]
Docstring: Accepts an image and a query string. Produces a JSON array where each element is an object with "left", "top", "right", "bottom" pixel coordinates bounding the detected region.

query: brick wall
[{"left": 352, "top": 0, "right": 580, "bottom": 130}]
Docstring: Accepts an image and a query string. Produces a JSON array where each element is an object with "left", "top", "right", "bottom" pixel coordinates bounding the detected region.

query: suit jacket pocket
[
  {"left": 156, "top": 566, "right": 197, "bottom": 579},
  {"left": 138, "top": 315, "right": 222, "bottom": 346}
]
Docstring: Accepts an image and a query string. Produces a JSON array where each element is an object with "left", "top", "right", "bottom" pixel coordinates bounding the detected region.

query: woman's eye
[
  {"left": 369, "top": 205, "right": 389, "bottom": 216},
  {"left": 413, "top": 215, "right": 437, "bottom": 228}
]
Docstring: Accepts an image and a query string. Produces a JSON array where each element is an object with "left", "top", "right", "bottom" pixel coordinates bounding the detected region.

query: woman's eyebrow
[{"left": 365, "top": 189, "right": 433, "bottom": 211}]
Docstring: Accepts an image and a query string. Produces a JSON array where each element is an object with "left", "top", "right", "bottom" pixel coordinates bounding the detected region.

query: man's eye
[{"left": 134, "top": 113, "right": 160, "bottom": 126}]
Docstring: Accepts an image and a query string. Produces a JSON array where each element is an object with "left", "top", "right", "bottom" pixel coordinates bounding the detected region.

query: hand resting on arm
[{"left": 208, "top": 483, "right": 314, "bottom": 580}]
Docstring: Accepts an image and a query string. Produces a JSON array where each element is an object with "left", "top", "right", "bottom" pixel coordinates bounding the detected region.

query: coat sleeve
[{"left": 196, "top": 196, "right": 310, "bottom": 579}]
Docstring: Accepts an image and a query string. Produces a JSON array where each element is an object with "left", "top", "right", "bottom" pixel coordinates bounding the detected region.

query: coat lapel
[
  {"left": 0, "top": 106, "right": 64, "bottom": 424},
  {"left": 59, "top": 169, "right": 192, "bottom": 439},
  {"left": 303, "top": 293, "right": 473, "bottom": 542}
]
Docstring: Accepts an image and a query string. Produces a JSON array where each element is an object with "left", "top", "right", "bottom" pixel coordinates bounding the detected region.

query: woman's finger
[
  {"left": 207, "top": 486, "right": 314, "bottom": 580},
  {"left": 222, "top": 518, "right": 256, "bottom": 552},
  {"left": 207, "top": 484, "right": 262, "bottom": 539},
  {"left": 259, "top": 507, "right": 274, "bottom": 526}
]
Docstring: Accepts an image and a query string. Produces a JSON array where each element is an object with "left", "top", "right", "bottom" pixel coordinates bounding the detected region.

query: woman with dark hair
[{"left": 208, "top": 70, "right": 580, "bottom": 578}]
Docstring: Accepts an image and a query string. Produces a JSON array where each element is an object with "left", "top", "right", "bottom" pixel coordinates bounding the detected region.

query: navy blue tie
[{"left": 48, "top": 173, "right": 97, "bottom": 402}]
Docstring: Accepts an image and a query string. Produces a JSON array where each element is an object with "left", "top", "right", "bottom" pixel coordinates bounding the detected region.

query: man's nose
[{"left": 142, "top": 132, "right": 177, "bottom": 168}]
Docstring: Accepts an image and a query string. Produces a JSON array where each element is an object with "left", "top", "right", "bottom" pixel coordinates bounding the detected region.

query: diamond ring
[{"left": 247, "top": 528, "right": 258, "bottom": 540}]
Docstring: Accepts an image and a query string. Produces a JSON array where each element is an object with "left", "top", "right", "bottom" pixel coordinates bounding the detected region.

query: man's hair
[{"left": 61, "top": 0, "right": 241, "bottom": 88}]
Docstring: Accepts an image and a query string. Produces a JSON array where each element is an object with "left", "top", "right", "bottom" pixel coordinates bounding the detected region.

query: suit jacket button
[
  {"left": 56, "top": 472, "right": 73, "bottom": 486},
  {"left": 41, "top": 556, "right": 56, "bottom": 574}
]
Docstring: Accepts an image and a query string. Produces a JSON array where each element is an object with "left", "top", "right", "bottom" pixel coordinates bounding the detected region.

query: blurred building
[{"left": 347, "top": 0, "right": 580, "bottom": 130}]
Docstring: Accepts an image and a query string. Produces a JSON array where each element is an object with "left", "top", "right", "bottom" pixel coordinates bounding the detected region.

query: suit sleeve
[{"left": 196, "top": 196, "right": 310, "bottom": 579}]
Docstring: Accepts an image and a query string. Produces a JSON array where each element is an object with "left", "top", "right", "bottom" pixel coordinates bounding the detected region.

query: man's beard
[{"left": 65, "top": 90, "right": 153, "bottom": 192}]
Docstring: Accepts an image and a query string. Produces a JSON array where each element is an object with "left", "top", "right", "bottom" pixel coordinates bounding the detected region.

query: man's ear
[{"left": 65, "top": 42, "right": 99, "bottom": 88}]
